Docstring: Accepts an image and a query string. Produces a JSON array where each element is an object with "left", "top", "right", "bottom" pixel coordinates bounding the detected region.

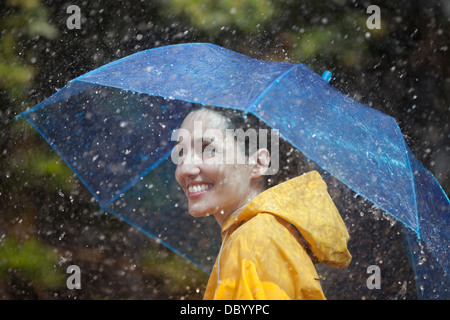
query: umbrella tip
[{"left": 321, "top": 70, "right": 332, "bottom": 83}]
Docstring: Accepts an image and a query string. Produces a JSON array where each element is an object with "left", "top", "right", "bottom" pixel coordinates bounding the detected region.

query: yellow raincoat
[{"left": 203, "top": 171, "right": 352, "bottom": 300}]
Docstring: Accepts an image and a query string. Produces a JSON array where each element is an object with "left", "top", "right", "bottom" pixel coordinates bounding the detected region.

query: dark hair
[{"left": 183, "top": 104, "right": 308, "bottom": 189}]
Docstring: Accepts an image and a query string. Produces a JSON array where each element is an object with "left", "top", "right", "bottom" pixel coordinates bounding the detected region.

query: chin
[
  {"left": 188, "top": 210, "right": 206, "bottom": 218},
  {"left": 188, "top": 206, "right": 213, "bottom": 218}
]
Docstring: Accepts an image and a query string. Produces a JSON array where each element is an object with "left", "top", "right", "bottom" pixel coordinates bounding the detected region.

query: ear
[{"left": 250, "top": 148, "right": 270, "bottom": 179}]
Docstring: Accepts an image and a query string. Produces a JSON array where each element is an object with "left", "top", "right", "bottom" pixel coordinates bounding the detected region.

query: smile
[{"left": 188, "top": 183, "right": 213, "bottom": 194}]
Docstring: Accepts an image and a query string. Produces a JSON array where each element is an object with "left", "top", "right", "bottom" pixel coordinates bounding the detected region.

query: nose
[
  {"left": 176, "top": 161, "right": 201, "bottom": 178},
  {"left": 175, "top": 149, "right": 201, "bottom": 179}
]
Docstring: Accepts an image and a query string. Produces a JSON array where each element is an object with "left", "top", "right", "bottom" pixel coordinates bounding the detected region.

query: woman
[{"left": 174, "top": 105, "right": 352, "bottom": 300}]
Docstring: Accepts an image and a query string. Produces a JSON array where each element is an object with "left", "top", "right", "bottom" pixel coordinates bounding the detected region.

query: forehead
[{"left": 180, "top": 109, "right": 228, "bottom": 132}]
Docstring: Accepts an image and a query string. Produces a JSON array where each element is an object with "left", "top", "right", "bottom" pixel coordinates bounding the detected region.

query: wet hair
[{"left": 182, "top": 104, "right": 308, "bottom": 189}]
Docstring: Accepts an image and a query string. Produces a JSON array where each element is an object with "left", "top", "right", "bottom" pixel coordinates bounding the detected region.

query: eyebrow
[
  {"left": 200, "top": 136, "right": 216, "bottom": 142},
  {"left": 175, "top": 136, "right": 216, "bottom": 146}
]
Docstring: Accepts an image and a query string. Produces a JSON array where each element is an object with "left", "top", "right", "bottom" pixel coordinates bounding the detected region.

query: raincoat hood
[{"left": 221, "top": 171, "right": 352, "bottom": 268}]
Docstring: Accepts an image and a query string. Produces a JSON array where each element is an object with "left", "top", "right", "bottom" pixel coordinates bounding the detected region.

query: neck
[{"left": 213, "top": 188, "right": 261, "bottom": 228}]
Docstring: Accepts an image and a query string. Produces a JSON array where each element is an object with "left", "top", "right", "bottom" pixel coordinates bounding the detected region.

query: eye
[
  {"left": 172, "top": 144, "right": 186, "bottom": 165},
  {"left": 202, "top": 142, "right": 215, "bottom": 157}
]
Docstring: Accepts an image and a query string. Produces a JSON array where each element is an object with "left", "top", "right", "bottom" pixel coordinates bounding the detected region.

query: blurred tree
[
  {"left": 0, "top": 0, "right": 448, "bottom": 300},
  {"left": 162, "top": 0, "right": 276, "bottom": 33},
  {"left": 0, "top": 238, "right": 64, "bottom": 298},
  {"left": 0, "top": 0, "right": 68, "bottom": 299},
  {"left": 0, "top": 0, "right": 58, "bottom": 100}
]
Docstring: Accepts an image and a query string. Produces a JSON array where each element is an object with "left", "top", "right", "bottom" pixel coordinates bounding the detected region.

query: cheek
[
  {"left": 201, "top": 158, "right": 225, "bottom": 177},
  {"left": 232, "top": 166, "right": 253, "bottom": 189},
  {"left": 174, "top": 167, "right": 180, "bottom": 183},
  {"left": 174, "top": 167, "right": 184, "bottom": 189},
  {"left": 220, "top": 165, "right": 250, "bottom": 189}
]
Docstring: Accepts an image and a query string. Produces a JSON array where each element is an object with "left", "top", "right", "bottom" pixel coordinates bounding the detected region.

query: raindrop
[{"left": 418, "top": 257, "right": 426, "bottom": 265}]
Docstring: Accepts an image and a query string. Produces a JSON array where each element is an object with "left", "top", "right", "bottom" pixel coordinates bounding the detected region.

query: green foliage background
[{"left": 0, "top": 0, "right": 448, "bottom": 299}]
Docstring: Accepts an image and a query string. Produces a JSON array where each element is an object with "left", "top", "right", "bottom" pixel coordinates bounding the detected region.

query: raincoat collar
[
  {"left": 221, "top": 171, "right": 321, "bottom": 235},
  {"left": 221, "top": 170, "right": 352, "bottom": 268}
]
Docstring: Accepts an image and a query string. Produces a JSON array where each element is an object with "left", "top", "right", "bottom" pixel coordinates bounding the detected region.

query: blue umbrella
[{"left": 17, "top": 43, "right": 449, "bottom": 298}]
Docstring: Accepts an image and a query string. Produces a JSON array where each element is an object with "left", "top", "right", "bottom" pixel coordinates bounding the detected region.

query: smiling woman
[
  {"left": 173, "top": 105, "right": 352, "bottom": 300},
  {"left": 174, "top": 106, "right": 269, "bottom": 226}
]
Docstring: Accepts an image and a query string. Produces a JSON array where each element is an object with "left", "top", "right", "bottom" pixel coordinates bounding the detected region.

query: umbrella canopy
[{"left": 17, "top": 43, "right": 449, "bottom": 298}]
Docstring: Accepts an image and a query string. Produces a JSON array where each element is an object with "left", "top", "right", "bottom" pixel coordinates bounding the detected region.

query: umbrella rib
[
  {"left": 244, "top": 62, "right": 424, "bottom": 237},
  {"left": 69, "top": 45, "right": 170, "bottom": 83},
  {"left": 247, "top": 64, "right": 300, "bottom": 113},
  {"left": 102, "top": 207, "right": 211, "bottom": 274},
  {"left": 282, "top": 128, "right": 423, "bottom": 236},
  {"left": 74, "top": 43, "right": 212, "bottom": 82},
  {"left": 71, "top": 78, "right": 239, "bottom": 112},
  {"left": 396, "top": 123, "right": 420, "bottom": 235},
  {"left": 246, "top": 61, "right": 422, "bottom": 235},
  {"left": 20, "top": 113, "right": 103, "bottom": 205},
  {"left": 16, "top": 82, "right": 82, "bottom": 117},
  {"left": 102, "top": 149, "right": 173, "bottom": 208}
]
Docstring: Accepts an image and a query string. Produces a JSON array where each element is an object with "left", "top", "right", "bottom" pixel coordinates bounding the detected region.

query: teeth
[{"left": 188, "top": 184, "right": 212, "bottom": 194}]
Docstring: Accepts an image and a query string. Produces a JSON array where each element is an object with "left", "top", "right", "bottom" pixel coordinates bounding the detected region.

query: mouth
[{"left": 187, "top": 183, "right": 213, "bottom": 197}]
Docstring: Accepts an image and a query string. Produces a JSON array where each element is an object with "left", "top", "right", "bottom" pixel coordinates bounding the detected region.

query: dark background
[{"left": 0, "top": 0, "right": 448, "bottom": 299}]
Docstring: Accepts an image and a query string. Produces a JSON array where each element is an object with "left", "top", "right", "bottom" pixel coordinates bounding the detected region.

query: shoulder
[
  {"left": 227, "top": 213, "right": 292, "bottom": 248},
  {"left": 224, "top": 213, "right": 312, "bottom": 274}
]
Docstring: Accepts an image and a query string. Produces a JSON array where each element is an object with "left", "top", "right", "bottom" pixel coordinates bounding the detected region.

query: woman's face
[{"left": 174, "top": 109, "right": 260, "bottom": 224}]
